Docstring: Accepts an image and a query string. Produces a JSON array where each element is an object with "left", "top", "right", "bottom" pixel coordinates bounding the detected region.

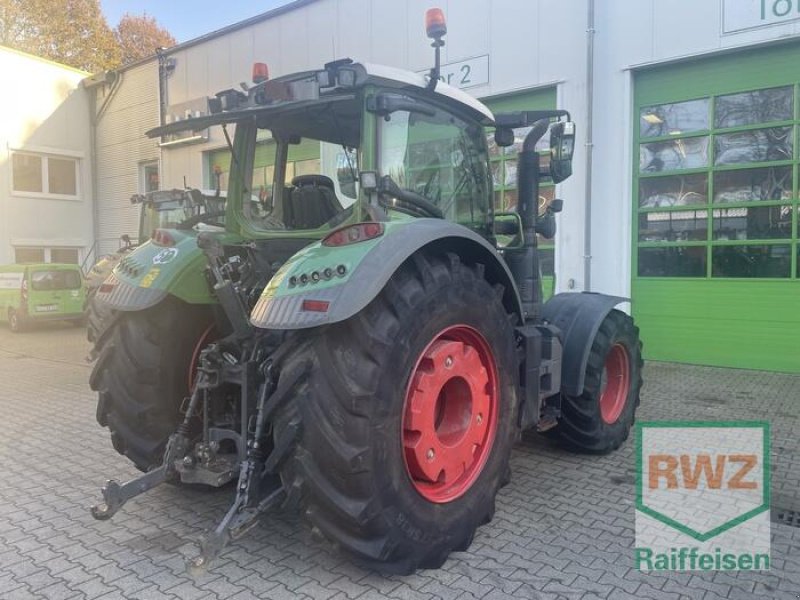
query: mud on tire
[
  {"left": 267, "top": 252, "right": 519, "bottom": 574},
  {"left": 89, "top": 299, "right": 213, "bottom": 472},
  {"left": 555, "top": 309, "right": 643, "bottom": 454}
]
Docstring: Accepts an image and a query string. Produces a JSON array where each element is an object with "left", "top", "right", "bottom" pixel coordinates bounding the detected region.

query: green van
[{"left": 0, "top": 264, "right": 86, "bottom": 332}]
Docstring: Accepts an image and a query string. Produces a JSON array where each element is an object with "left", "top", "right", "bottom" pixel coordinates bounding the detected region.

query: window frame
[
  {"left": 10, "top": 150, "right": 81, "bottom": 200},
  {"left": 633, "top": 83, "right": 799, "bottom": 280}
]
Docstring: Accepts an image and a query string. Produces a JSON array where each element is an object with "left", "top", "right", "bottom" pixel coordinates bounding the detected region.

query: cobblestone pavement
[{"left": 0, "top": 325, "right": 798, "bottom": 600}]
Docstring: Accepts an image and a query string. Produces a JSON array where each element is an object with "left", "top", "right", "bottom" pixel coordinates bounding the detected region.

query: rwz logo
[{"left": 635, "top": 422, "right": 770, "bottom": 571}]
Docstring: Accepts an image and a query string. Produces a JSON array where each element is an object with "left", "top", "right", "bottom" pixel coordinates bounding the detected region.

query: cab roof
[{"left": 147, "top": 60, "right": 495, "bottom": 139}]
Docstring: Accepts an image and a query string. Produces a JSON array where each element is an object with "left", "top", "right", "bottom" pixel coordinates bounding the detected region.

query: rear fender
[
  {"left": 94, "top": 234, "right": 215, "bottom": 311},
  {"left": 541, "top": 292, "right": 629, "bottom": 396},
  {"left": 250, "top": 219, "right": 523, "bottom": 330}
]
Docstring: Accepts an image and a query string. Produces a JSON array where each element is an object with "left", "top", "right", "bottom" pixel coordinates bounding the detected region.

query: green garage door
[
  {"left": 633, "top": 43, "right": 800, "bottom": 373},
  {"left": 482, "top": 88, "right": 557, "bottom": 299}
]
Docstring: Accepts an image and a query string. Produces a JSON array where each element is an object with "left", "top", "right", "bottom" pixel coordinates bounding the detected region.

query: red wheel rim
[
  {"left": 187, "top": 324, "right": 217, "bottom": 391},
  {"left": 402, "top": 325, "right": 499, "bottom": 503},
  {"left": 599, "top": 343, "right": 630, "bottom": 425}
]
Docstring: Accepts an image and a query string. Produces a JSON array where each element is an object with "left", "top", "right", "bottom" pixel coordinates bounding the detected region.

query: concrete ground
[{"left": 0, "top": 323, "right": 798, "bottom": 600}]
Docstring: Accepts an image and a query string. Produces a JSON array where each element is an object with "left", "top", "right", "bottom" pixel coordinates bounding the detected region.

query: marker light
[
  {"left": 425, "top": 8, "right": 447, "bottom": 39},
  {"left": 151, "top": 229, "right": 176, "bottom": 247},
  {"left": 322, "top": 222, "right": 384, "bottom": 247},
  {"left": 252, "top": 62, "right": 270, "bottom": 83}
]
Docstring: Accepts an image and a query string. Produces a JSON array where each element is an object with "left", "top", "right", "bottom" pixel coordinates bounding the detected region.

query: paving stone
[{"left": 1, "top": 329, "right": 799, "bottom": 600}]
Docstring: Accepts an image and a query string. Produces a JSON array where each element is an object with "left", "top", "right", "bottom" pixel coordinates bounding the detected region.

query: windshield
[
  {"left": 378, "top": 104, "right": 491, "bottom": 228},
  {"left": 213, "top": 96, "right": 361, "bottom": 232},
  {"left": 31, "top": 270, "right": 81, "bottom": 291}
]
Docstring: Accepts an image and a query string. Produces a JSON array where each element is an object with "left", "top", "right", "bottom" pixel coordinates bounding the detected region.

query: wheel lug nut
[
  {"left": 426, "top": 448, "right": 435, "bottom": 461},
  {"left": 476, "top": 413, "right": 483, "bottom": 425},
  {"left": 445, "top": 356, "right": 453, "bottom": 368}
]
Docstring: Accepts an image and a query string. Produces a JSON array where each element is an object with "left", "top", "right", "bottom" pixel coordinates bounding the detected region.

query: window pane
[
  {"left": 712, "top": 245, "right": 791, "bottom": 278},
  {"left": 714, "top": 86, "right": 793, "bottom": 129},
  {"left": 490, "top": 161, "right": 502, "bottom": 188},
  {"left": 48, "top": 157, "right": 77, "bottom": 195},
  {"left": 294, "top": 158, "right": 321, "bottom": 177},
  {"left": 143, "top": 163, "right": 159, "bottom": 192},
  {"left": 714, "top": 126, "right": 793, "bottom": 166},
  {"left": 504, "top": 158, "right": 517, "bottom": 186},
  {"left": 12, "top": 154, "right": 42, "bottom": 192},
  {"left": 639, "top": 173, "right": 707, "bottom": 208},
  {"left": 712, "top": 206, "right": 793, "bottom": 240},
  {"left": 486, "top": 132, "right": 501, "bottom": 158},
  {"left": 380, "top": 109, "right": 491, "bottom": 224},
  {"left": 32, "top": 270, "right": 81, "bottom": 290},
  {"left": 494, "top": 189, "right": 517, "bottom": 212},
  {"left": 50, "top": 248, "right": 80, "bottom": 264},
  {"left": 14, "top": 247, "right": 45, "bottom": 263},
  {"left": 640, "top": 99, "right": 709, "bottom": 138},
  {"left": 537, "top": 187, "right": 556, "bottom": 245},
  {"left": 640, "top": 137, "right": 709, "bottom": 172},
  {"left": 713, "top": 166, "right": 792, "bottom": 203},
  {"left": 638, "top": 246, "right": 707, "bottom": 277},
  {"left": 638, "top": 211, "right": 708, "bottom": 242},
  {"left": 540, "top": 248, "right": 555, "bottom": 277}
]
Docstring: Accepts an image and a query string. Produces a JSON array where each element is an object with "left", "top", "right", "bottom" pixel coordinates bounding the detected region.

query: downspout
[
  {"left": 85, "top": 70, "right": 123, "bottom": 267},
  {"left": 583, "top": 0, "right": 595, "bottom": 291}
]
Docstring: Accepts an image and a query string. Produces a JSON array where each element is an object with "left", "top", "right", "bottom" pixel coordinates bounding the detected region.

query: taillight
[
  {"left": 322, "top": 223, "right": 384, "bottom": 247},
  {"left": 301, "top": 299, "right": 330, "bottom": 313},
  {"left": 20, "top": 279, "right": 28, "bottom": 302},
  {"left": 152, "top": 229, "right": 176, "bottom": 246}
]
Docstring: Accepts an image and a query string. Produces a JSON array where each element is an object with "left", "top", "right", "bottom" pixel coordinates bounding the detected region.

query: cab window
[{"left": 378, "top": 103, "right": 491, "bottom": 227}]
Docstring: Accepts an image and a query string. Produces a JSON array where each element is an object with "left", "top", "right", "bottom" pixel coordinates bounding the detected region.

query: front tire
[
  {"left": 555, "top": 309, "right": 643, "bottom": 453},
  {"left": 89, "top": 300, "right": 213, "bottom": 471},
  {"left": 269, "top": 253, "right": 519, "bottom": 573},
  {"left": 9, "top": 309, "right": 24, "bottom": 333}
]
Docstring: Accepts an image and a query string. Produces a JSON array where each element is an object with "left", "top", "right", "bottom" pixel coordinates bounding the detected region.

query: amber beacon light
[
  {"left": 252, "top": 62, "right": 270, "bottom": 83},
  {"left": 425, "top": 8, "right": 447, "bottom": 39}
]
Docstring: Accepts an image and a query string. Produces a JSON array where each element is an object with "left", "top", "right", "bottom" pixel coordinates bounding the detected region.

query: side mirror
[
  {"left": 494, "top": 127, "right": 514, "bottom": 148},
  {"left": 493, "top": 212, "right": 524, "bottom": 249},
  {"left": 549, "top": 121, "right": 576, "bottom": 184}
]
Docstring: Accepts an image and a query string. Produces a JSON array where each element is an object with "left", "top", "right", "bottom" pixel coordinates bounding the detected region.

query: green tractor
[
  {"left": 89, "top": 9, "right": 642, "bottom": 574},
  {"left": 85, "top": 186, "right": 226, "bottom": 347}
]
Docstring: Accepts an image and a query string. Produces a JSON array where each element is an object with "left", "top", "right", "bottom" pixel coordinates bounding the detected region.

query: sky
[{"left": 100, "top": 0, "right": 296, "bottom": 42}]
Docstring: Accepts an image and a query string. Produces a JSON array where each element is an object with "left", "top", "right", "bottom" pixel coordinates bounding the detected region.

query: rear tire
[
  {"left": 555, "top": 309, "right": 643, "bottom": 453},
  {"left": 86, "top": 288, "right": 115, "bottom": 348},
  {"left": 90, "top": 299, "right": 213, "bottom": 471},
  {"left": 268, "top": 253, "right": 518, "bottom": 573}
]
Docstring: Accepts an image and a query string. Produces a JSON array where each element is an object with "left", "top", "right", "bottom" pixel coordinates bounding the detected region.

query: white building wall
[
  {"left": 102, "top": 0, "right": 800, "bottom": 297},
  {"left": 591, "top": 0, "right": 800, "bottom": 297},
  {"left": 92, "top": 60, "right": 160, "bottom": 257},
  {"left": 0, "top": 47, "right": 93, "bottom": 266}
]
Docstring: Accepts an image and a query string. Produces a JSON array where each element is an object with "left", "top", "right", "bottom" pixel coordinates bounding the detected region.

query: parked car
[{"left": 0, "top": 263, "right": 86, "bottom": 332}]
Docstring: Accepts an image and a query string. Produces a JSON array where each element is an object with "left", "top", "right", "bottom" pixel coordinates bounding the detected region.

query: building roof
[{"left": 0, "top": 44, "right": 89, "bottom": 76}]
